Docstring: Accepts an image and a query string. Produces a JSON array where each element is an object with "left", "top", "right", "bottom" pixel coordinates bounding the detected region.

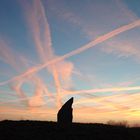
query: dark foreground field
[{"left": 0, "top": 120, "right": 140, "bottom": 140}]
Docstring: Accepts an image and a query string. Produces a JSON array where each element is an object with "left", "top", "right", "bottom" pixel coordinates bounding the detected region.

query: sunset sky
[{"left": 0, "top": 0, "right": 140, "bottom": 125}]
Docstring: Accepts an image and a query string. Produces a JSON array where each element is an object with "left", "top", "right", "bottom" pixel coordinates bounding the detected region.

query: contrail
[
  {"left": 0, "top": 94, "right": 55, "bottom": 105},
  {"left": 74, "top": 91, "right": 140, "bottom": 104},
  {"left": 74, "top": 92, "right": 140, "bottom": 113},
  {"left": 29, "top": 0, "right": 62, "bottom": 108},
  {"left": 1, "top": 85, "right": 140, "bottom": 105},
  {"left": 15, "top": 0, "right": 62, "bottom": 108},
  {"left": 62, "top": 86, "right": 140, "bottom": 96},
  {"left": 1, "top": 19, "right": 140, "bottom": 85}
]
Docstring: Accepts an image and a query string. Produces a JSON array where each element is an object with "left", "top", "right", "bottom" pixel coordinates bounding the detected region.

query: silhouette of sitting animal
[{"left": 57, "top": 97, "right": 74, "bottom": 127}]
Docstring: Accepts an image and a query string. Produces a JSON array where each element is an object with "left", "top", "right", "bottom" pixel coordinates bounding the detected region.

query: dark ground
[{"left": 0, "top": 120, "right": 140, "bottom": 140}]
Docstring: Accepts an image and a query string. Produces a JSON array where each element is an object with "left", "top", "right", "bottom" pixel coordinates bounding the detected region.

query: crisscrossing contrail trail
[{"left": 1, "top": 19, "right": 140, "bottom": 86}]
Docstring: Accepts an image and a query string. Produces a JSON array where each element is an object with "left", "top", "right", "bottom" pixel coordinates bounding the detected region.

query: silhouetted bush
[
  {"left": 107, "top": 120, "right": 129, "bottom": 127},
  {"left": 132, "top": 123, "right": 140, "bottom": 127}
]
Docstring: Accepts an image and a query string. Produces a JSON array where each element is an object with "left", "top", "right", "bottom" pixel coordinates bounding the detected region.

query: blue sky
[{"left": 0, "top": 0, "right": 140, "bottom": 125}]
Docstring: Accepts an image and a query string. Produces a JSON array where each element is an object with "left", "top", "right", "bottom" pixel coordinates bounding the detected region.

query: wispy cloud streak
[
  {"left": 62, "top": 86, "right": 140, "bottom": 96},
  {"left": 1, "top": 19, "right": 140, "bottom": 86}
]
